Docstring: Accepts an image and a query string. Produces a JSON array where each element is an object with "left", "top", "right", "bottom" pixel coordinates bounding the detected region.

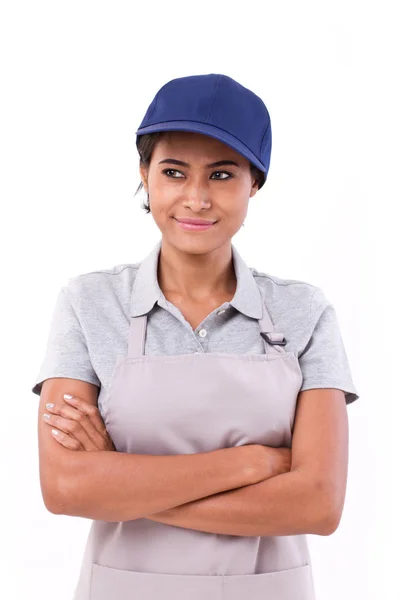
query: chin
[{"left": 164, "top": 233, "right": 230, "bottom": 257}]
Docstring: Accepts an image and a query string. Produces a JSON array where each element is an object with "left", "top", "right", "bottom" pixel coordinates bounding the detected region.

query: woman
[{"left": 33, "top": 73, "right": 359, "bottom": 600}]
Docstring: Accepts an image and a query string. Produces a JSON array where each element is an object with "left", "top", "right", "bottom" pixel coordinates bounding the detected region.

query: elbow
[
  {"left": 318, "top": 510, "right": 341, "bottom": 536},
  {"left": 313, "top": 479, "right": 344, "bottom": 536},
  {"left": 40, "top": 473, "right": 74, "bottom": 516}
]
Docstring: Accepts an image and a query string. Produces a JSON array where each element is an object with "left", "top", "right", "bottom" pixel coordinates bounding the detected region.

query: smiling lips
[{"left": 174, "top": 217, "right": 217, "bottom": 231}]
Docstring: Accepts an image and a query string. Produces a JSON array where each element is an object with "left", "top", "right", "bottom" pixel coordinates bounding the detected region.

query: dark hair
[{"left": 134, "top": 132, "right": 265, "bottom": 214}]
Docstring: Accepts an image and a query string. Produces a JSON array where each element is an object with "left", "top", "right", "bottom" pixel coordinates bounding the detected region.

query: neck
[{"left": 157, "top": 239, "right": 237, "bottom": 302}]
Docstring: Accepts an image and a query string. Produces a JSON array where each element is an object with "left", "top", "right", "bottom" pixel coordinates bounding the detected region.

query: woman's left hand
[{"left": 42, "top": 394, "right": 116, "bottom": 452}]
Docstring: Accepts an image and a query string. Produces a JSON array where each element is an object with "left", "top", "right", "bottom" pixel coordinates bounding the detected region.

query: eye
[
  {"left": 162, "top": 168, "right": 233, "bottom": 180},
  {"left": 162, "top": 168, "right": 185, "bottom": 178},
  {"left": 211, "top": 171, "right": 232, "bottom": 180}
]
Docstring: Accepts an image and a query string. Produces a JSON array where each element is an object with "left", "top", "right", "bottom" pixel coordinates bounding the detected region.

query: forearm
[
  {"left": 146, "top": 469, "right": 335, "bottom": 537},
  {"left": 52, "top": 447, "right": 257, "bottom": 521}
]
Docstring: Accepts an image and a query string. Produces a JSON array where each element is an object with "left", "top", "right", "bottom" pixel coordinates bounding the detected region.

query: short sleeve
[
  {"left": 298, "top": 287, "right": 359, "bottom": 405},
  {"left": 31, "top": 285, "right": 101, "bottom": 396}
]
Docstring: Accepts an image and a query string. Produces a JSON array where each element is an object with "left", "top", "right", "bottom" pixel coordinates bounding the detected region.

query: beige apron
[{"left": 73, "top": 284, "right": 316, "bottom": 599}]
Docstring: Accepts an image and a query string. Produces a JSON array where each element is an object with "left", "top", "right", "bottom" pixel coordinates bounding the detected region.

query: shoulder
[
  {"left": 61, "top": 261, "right": 141, "bottom": 313},
  {"left": 249, "top": 266, "right": 330, "bottom": 327}
]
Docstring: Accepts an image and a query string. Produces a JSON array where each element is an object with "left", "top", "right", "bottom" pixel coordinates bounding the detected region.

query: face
[{"left": 139, "top": 131, "right": 259, "bottom": 255}]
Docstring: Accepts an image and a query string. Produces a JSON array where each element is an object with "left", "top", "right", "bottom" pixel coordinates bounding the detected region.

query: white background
[{"left": 1, "top": 1, "right": 398, "bottom": 599}]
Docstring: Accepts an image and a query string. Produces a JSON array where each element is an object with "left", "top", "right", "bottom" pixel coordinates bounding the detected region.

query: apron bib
[{"left": 73, "top": 286, "right": 316, "bottom": 600}]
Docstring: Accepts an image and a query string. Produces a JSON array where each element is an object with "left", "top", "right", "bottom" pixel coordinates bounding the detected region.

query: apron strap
[
  {"left": 258, "top": 288, "right": 287, "bottom": 355},
  {"left": 127, "top": 314, "right": 147, "bottom": 358}
]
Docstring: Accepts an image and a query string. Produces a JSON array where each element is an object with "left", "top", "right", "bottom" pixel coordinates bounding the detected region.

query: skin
[
  {"left": 140, "top": 131, "right": 259, "bottom": 304},
  {"left": 42, "top": 394, "right": 115, "bottom": 451}
]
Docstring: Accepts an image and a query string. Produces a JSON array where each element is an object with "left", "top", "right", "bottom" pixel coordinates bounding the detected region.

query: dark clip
[{"left": 260, "top": 332, "right": 287, "bottom": 346}]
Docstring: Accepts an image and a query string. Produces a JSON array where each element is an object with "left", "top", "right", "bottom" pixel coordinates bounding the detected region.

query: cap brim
[{"left": 135, "top": 121, "right": 267, "bottom": 177}]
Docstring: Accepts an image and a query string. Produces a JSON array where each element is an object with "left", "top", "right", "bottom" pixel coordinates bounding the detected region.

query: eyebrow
[{"left": 158, "top": 158, "right": 241, "bottom": 169}]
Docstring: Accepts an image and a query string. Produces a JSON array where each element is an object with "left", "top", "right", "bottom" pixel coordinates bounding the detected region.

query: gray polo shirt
[{"left": 31, "top": 239, "right": 359, "bottom": 409}]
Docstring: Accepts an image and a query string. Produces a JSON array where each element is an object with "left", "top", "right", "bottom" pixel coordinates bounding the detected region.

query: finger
[
  {"left": 43, "top": 412, "right": 98, "bottom": 451},
  {"left": 51, "top": 428, "right": 83, "bottom": 450},
  {"left": 62, "top": 395, "right": 107, "bottom": 435},
  {"left": 46, "top": 399, "right": 107, "bottom": 448}
]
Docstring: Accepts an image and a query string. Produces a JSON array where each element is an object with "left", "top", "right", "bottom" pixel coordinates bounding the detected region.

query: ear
[
  {"left": 249, "top": 177, "right": 259, "bottom": 198},
  {"left": 139, "top": 164, "right": 149, "bottom": 193}
]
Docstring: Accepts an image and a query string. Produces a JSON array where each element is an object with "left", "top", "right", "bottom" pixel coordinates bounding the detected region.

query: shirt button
[{"left": 198, "top": 328, "right": 207, "bottom": 338}]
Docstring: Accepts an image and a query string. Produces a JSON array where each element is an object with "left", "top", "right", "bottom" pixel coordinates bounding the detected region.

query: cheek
[
  {"left": 147, "top": 184, "right": 173, "bottom": 213},
  {"left": 226, "top": 195, "right": 249, "bottom": 220},
  {"left": 148, "top": 198, "right": 176, "bottom": 232},
  {"left": 149, "top": 204, "right": 168, "bottom": 227}
]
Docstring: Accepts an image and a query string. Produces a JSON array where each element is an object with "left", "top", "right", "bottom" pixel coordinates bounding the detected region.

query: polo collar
[{"left": 130, "top": 239, "right": 263, "bottom": 319}]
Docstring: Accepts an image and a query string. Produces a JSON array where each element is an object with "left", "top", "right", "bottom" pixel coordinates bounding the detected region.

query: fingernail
[
  {"left": 52, "top": 429, "right": 59, "bottom": 436},
  {"left": 46, "top": 403, "right": 54, "bottom": 409},
  {"left": 63, "top": 394, "right": 73, "bottom": 400},
  {"left": 43, "top": 413, "right": 51, "bottom": 420}
]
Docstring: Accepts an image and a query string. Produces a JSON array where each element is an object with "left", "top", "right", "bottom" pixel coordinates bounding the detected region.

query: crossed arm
[
  {"left": 39, "top": 381, "right": 348, "bottom": 537},
  {"left": 145, "top": 389, "right": 348, "bottom": 537}
]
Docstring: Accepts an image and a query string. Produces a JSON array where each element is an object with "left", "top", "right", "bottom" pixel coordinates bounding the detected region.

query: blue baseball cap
[{"left": 135, "top": 73, "right": 272, "bottom": 189}]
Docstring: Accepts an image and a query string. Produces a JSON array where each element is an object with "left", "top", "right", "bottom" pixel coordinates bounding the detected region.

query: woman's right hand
[{"left": 243, "top": 444, "right": 292, "bottom": 483}]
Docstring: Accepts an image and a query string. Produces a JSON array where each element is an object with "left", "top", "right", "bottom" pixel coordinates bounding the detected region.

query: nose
[{"left": 182, "top": 181, "right": 211, "bottom": 211}]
